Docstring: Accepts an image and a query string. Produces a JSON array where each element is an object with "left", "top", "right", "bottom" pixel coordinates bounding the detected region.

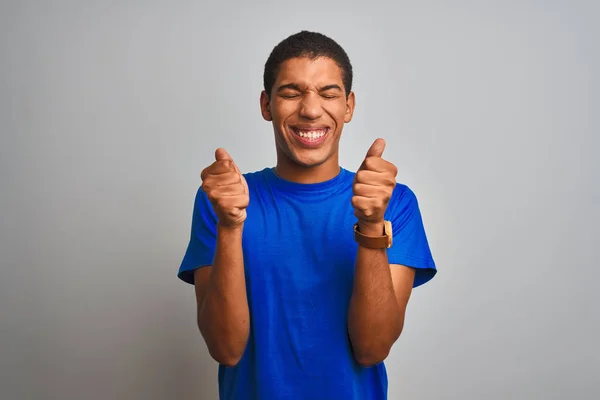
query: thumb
[
  {"left": 215, "top": 148, "right": 233, "bottom": 162},
  {"left": 365, "top": 138, "right": 386, "bottom": 158}
]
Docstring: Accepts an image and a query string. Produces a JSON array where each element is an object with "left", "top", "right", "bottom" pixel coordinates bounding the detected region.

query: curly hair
[{"left": 263, "top": 31, "right": 353, "bottom": 98}]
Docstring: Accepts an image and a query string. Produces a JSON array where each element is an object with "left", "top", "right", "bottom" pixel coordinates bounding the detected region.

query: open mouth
[{"left": 291, "top": 127, "right": 330, "bottom": 144}]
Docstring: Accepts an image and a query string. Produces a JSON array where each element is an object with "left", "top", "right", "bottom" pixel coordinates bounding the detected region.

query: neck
[{"left": 274, "top": 152, "right": 340, "bottom": 184}]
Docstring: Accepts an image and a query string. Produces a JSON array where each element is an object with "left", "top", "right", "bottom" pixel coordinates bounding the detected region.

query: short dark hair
[{"left": 263, "top": 30, "right": 353, "bottom": 98}]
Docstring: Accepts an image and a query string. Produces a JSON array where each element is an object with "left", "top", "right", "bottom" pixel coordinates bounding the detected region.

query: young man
[{"left": 178, "top": 31, "right": 437, "bottom": 400}]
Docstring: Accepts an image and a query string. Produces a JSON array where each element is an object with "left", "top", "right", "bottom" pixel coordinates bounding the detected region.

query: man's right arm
[
  {"left": 191, "top": 147, "right": 249, "bottom": 366},
  {"left": 194, "top": 225, "right": 250, "bottom": 366},
  {"left": 194, "top": 223, "right": 249, "bottom": 367}
]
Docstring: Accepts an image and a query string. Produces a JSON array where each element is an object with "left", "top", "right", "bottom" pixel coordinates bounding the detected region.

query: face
[{"left": 260, "top": 57, "right": 355, "bottom": 168}]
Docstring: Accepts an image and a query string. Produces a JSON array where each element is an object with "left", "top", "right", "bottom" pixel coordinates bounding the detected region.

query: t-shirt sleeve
[
  {"left": 385, "top": 184, "right": 437, "bottom": 288},
  {"left": 177, "top": 187, "right": 218, "bottom": 285}
]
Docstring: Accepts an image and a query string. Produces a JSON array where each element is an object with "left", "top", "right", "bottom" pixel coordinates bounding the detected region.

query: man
[{"left": 178, "top": 30, "right": 437, "bottom": 400}]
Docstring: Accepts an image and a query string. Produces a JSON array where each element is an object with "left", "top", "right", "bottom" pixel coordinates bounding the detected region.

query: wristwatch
[{"left": 353, "top": 221, "right": 393, "bottom": 249}]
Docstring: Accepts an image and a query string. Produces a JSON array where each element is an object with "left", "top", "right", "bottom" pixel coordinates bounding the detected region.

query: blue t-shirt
[{"left": 178, "top": 167, "right": 436, "bottom": 400}]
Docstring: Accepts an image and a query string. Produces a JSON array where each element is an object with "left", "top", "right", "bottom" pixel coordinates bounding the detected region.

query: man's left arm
[
  {"left": 347, "top": 138, "right": 435, "bottom": 366},
  {"left": 347, "top": 223, "right": 415, "bottom": 366}
]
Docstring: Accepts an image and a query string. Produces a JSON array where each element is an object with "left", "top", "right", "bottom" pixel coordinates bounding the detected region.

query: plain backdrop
[{"left": 1, "top": 1, "right": 598, "bottom": 399}]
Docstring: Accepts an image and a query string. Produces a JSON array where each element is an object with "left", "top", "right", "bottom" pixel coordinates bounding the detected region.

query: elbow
[
  {"left": 209, "top": 348, "right": 244, "bottom": 367},
  {"left": 198, "top": 322, "right": 248, "bottom": 368},
  {"left": 353, "top": 345, "right": 391, "bottom": 367},
  {"left": 204, "top": 338, "right": 247, "bottom": 367},
  {"left": 350, "top": 326, "right": 403, "bottom": 367},
  {"left": 220, "top": 357, "right": 242, "bottom": 368}
]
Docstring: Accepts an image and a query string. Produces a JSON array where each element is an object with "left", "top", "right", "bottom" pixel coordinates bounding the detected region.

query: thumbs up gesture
[
  {"left": 352, "top": 138, "right": 398, "bottom": 233},
  {"left": 200, "top": 148, "right": 249, "bottom": 228}
]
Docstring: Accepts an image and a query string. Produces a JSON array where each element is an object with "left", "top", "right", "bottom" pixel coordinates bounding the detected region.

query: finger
[
  {"left": 352, "top": 194, "right": 389, "bottom": 210},
  {"left": 206, "top": 171, "right": 242, "bottom": 187},
  {"left": 352, "top": 183, "right": 388, "bottom": 198},
  {"left": 351, "top": 195, "right": 374, "bottom": 209},
  {"left": 231, "top": 162, "right": 249, "bottom": 194},
  {"left": 351, "top": 196, "right": 379, "bottom": 217},
  {"left": 362, "top": 156, "right": 395, "bottom": 173},
  {"left": 215, "top": 148, "right": 233, "bottom": 162},
  {"left": 355, "top": 169, "right": 397, "bottom": 186},
  {"left": 365, "top": 138, "right": 386, "bottom": 158},
  {"left": 218, "top": 195, "right": 250, "bottom": 210},
  {"left": 201, "top": 161, "right": 234, "bottom": 181},
  {"left": 240, "top": 173, "right": 249, "bottom": 194},
  {"left": 355, "top": 170, "right": 378, "bottom": 184},
  {"left": 209, "top": 183, "right": 246, "bottom": 197},
  {"left": 358, "top": 138, "right": 385, "bottom": 171}
]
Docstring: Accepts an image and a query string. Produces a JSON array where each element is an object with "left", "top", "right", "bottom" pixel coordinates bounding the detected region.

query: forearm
[
  {"left": 348, "top": 222, "right": 403, "bottom": 366},
  {"left": 198, "top": 223, "right": 249, "bottom": 366}
]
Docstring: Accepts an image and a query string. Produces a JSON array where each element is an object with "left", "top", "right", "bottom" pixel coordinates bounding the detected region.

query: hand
[
  {"left": 352, "top": 138, "right": 398, "bottom": 235},
  {"left": 200, "top": 148, "right": 249, "bottom": 228}
]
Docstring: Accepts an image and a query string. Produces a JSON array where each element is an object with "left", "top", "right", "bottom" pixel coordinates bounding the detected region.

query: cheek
[
  {"left": 324, "top": 103, "right": 348, "bottom": 123},
  {"left": 271, "top": 102, "right": 296, "bottom": 123}
]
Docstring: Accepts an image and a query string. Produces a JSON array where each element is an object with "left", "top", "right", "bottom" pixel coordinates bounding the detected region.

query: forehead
[{"left": 275, "top": 56, "right": 344, "bottom": 86}]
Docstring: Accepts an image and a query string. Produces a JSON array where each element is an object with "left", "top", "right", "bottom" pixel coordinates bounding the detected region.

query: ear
[
  {"left": 344, "top": 91, "right": 356, "bottom": 123},
  {"left": 260, "top": 90, "right": 272, "bottom": 121}
]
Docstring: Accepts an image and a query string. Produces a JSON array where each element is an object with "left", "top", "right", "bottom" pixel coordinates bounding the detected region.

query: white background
[{"left": 1, "top": 1, "right": 598, "bottom": 399}]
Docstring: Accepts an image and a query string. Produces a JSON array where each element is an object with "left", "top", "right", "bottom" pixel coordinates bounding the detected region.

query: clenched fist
[
  {"left": 352, "top": 138, "right": 398, "bottom": 233},
  {"left": 200, "top": 148, "right": 249, "bottom": 228}
]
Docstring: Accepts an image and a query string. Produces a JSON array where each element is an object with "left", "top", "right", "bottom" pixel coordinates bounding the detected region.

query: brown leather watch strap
[{"left": 353, "top": 221, "right": 393, "bottom": 249}]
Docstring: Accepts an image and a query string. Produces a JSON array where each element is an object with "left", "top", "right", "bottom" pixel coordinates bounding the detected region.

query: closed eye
[
  {"left": 319, "top": 84, "right": 343, "bottom": 99},
  {"left": 277, "top": 83, "right": 303, "bottom": 99},
  {"left": 279, "top": 93, "right": 301, "bottom": 99}
]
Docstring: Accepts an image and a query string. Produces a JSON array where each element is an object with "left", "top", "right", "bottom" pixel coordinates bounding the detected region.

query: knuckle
[
  {"left": 215, "top": 198, "right": 226, "bottom": 209},
  {"left": 364, "top": 157, "right": 376, "bottom": 170},
  {"left": 220, "top": 172, "right": 233, "bottom": 183},
  {"left": 204, "top": 187, "right": 216, "bottom": 200},
  {"left": 217, "top": 195, "right": 231, "bottom": 207},
  {"left": 224, "top": 160, "right": 235, "bottom": 170},
  {"left": 215, "top": 160, "right": 231, "bottom": 171}
]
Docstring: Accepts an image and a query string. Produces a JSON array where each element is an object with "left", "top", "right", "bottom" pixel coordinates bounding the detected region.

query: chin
[{"left": 288, "top": 150, "right": 331, "bottom": 167}]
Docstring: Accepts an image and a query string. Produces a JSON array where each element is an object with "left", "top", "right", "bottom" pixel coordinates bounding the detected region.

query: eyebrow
[
  {"left": 276, "top": 83, "right": 343, "bottom": 92},
  {"left": 319, "top": 84, "right": 343, "bottom": 92},
  {"left": 276, "top": 83, "right": 303, "bottom": 92}
]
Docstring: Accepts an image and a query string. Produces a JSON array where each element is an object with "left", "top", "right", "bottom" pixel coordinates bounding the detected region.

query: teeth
[{"left": 296, "top": 129, "right": 327, "bottom": 141}]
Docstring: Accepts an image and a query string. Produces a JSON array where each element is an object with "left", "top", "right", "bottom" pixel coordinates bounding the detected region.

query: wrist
[{"left": 217, "top": 221, "right": 244, "bottom": 234}]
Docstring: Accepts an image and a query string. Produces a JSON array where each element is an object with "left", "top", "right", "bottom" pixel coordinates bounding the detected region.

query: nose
[{"left": 299, "top": 92, "right": 323, "bottom": 120}]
